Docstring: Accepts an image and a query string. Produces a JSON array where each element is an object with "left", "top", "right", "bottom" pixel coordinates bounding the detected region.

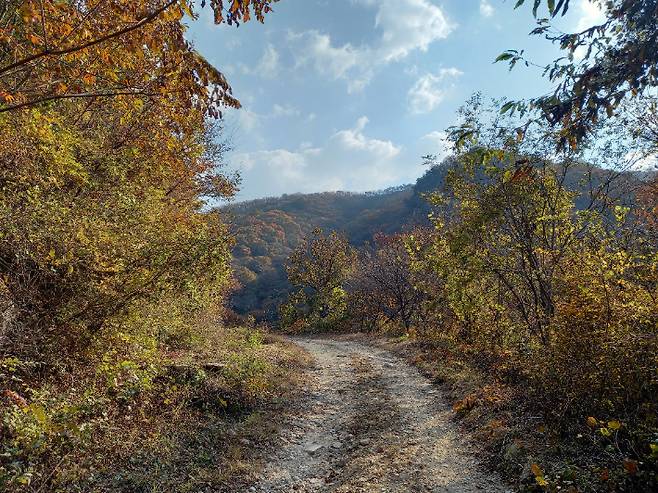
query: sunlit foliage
[
  {"left": 0, "top": 0, "right": 277, "bottom": 490},
  {"left": 0, "top": 0, "right": 277, "bottom": 115},
  {"left": 281, "top": 228, "right": 355, "bottom": 332}
]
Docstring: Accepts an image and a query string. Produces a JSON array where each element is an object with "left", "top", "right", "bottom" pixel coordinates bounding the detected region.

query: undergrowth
[
  {"left": 0, "top": 325, "right": 310, "bottom": 492},
  {"left": 387, "top": 335, "right": 658, "bottom": 493}
]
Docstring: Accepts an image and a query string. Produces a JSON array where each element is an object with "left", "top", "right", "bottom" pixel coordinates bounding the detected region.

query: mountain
[
  {"left": 222, "top": 159, "right": 643, "bottom": 321},
  {"left": 222, "top": 184, "right": 425, "bottom": 320}
]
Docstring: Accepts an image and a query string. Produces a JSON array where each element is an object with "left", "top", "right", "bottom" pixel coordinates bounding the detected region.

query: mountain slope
[
  {"left": 223, "top": 159, "right": 642, "bottom": 321},
  {"left": 223, "top": 185, "right": 423, "bottom": 320}
]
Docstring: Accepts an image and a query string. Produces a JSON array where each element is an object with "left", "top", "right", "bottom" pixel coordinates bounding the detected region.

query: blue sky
[{"left": 187, "top": 0, "right": 605, "bottom": 201}]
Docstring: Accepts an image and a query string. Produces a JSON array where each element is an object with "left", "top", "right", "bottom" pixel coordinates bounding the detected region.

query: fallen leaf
[{"left": 622, "top": 458, "right": 638, "bottom": 475}]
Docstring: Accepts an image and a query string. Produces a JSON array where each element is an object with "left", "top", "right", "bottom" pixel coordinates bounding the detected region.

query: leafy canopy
[
  {"left": 499, "top": 0, "right": 658, "bottom": 149},
  {"left": 0, "top": 0, "right": 278, "bottom": 115}
]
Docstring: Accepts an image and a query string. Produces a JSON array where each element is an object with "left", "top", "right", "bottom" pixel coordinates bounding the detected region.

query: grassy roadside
[
  {"left": 92, "top": 328, "right": 312, "bottom": 493},
  {"left": 376, "top": 334, "right": 657, "bottom": 493},
  {"left": 1, "top": 327, "right": 311, "bottom": 492}
]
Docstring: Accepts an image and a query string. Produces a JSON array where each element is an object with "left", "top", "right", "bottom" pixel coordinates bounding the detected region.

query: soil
[{"left": 248, "top": 337, "right": 512, "bottom": 493}]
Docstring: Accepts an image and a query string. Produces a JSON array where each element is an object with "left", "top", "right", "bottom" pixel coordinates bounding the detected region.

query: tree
[
  {"left": 0, "top": 0, "right": 278, "bottom": 115},
  {"left": 0, "top": 0, "right": 279, "bottom": 355},
  {"left": 347, "top": 234, "right": 428, "bottom": 332},
  {"left": 446, "top": 153, "right": 579, "bottom": 344},
  {"left": 499, "top": 0, "right": 658, "bottom": 148},
  {"left": 424, "top": 92, "right": 657, "bottom": 438},
  {"left": 281, "top": 228, "right": 354, "bottom": 331},
  {"left": 0, "top": 93, "right": 234, "bottom": 358},
  {"left": 0, "top": 2, "right": 279, "bottom": 488}
]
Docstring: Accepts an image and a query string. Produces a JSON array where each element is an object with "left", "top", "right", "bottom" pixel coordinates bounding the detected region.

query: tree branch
[
  {"left": 0, "top": 89, "right": 169, "bottom": 113},
  {"left": 0, "top": 0, "right": 177, "bottom": 77}
]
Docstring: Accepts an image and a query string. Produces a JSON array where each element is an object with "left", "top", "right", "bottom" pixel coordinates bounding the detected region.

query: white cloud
[
  {"left": 422, "top": 130, "right": 452, "bottom": 158},
  {"left": 255, "top": 44, "right": 280, "bottom": 79},
  {"left": 288, "top": 30, "right": 369, "bottom": 92},
  {"left": 408, "top": 68, "right": 463, "bottom": 114},
  {"left": 368, "top": 0, "right": 454, "bottom": 63},
  {"left": 332, "top": 116, "right": 401, "bottom": 159},
  {"left": 289, "top": 0, "right": 455, "bottom": 92},
  {"left": 232, "top": 117, "right": 404, "bottom": 197},
  {"left": 480, "top": 0, "right": 494, "bottom": 18},
  {"left": 574, "top": 0, "right": 606, "bottom": 32}
]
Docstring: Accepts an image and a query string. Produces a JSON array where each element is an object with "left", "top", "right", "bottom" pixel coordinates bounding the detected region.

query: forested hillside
[
  {"left": 225, "top": 185, "right": 419, "bottom": 319},
  {"left": 226, "top": 159, "right": 643, "bottom": 321}
]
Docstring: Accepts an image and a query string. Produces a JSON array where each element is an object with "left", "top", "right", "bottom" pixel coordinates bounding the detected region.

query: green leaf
[
  {"left": 30, "top": 404, "right": 48, "bottom": 425},
  {"left": 17, "top": 474, "right": 32, "bottom": 485},
  {"left": 500, "top": 101, "right": 516, "bottom": 114},
  {"left": 495, "top": 52, "right": 515, "bottom": 63},
  {"left": 649, "top": 443, "right": 658, "bottom": 458}
]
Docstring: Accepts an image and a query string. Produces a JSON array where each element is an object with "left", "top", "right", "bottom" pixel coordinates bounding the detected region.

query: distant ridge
[{"left": 223, "top": 158, "right": 641, "bottom": 321}]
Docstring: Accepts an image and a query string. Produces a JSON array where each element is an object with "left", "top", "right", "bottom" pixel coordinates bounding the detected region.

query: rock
[
  {"left": 305, "top": 443, "right": 324, "bottom": 455},
  {"left": 503, "top": 441, "right": 524, "bottom": 463},
  {"left": 359, "top": 438, "right": 371, "bottom": 446}
]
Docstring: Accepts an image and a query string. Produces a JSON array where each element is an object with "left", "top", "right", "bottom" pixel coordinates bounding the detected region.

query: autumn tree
[
  {"left": 412, "top": 92, "right": 658, "bottom": 490},
  {"left": 1, "top": 103, "right": 234, "bottom": 349},
  {"left": 347, "top": 233, "right": 429, "bottom": 332},
  {"left": 0, "top": 1, "right": 279, "bottom": 489},
  {"left": 281, "top": 228, "right": 354, "bottom": 331},
  {"left": 0, "top": 0, "right": 279, "bottom": 357},
  {"left": 0, "top": 0, "right": 277, "bottom": 114}
]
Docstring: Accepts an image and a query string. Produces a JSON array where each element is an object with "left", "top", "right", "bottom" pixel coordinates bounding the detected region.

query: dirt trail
[{"left": 250, "top": 338, "right": 511, "bottom": 493}]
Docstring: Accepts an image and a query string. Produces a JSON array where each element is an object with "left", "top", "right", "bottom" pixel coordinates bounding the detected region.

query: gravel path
[{"left": 249, "top": 338, "right": 511, "bottom": 493}]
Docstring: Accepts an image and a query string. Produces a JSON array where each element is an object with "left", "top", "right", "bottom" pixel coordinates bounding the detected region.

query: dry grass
[
  {"left": 380, "top": 334, "right": 657, "bottom": 493},
  {"left": 1, "top": 327, "right": 312, "bottom": 492}
]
